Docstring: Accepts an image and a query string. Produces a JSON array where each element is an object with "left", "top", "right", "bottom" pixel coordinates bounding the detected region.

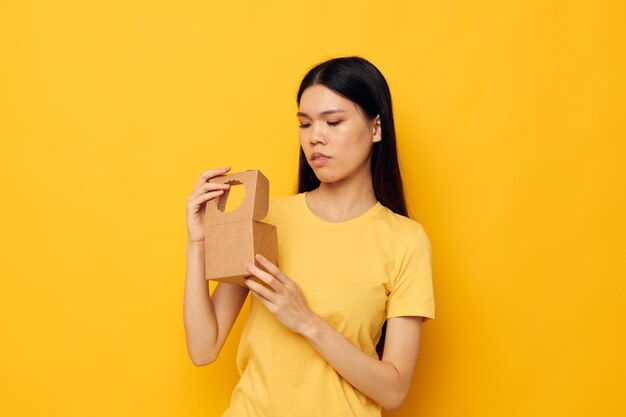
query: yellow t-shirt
[{"left": 222, "top": 192, "right": 435, "bottom": 417}]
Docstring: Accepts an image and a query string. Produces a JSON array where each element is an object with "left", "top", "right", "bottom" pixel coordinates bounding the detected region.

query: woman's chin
[
  {"left": 310, "top": 164, "right": 351, "bottom": 185},
  {"left": 315, "top": 172, "right": 342, "bottom": 184}
]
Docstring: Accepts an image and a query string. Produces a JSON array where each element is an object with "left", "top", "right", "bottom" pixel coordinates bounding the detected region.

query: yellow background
[{"left": 1, "top": 1, "right": 624, "bottom": 416}]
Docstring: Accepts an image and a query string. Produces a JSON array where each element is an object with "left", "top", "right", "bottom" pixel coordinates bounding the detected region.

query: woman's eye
[{"left": 298, "top": 121, "right": 341, "bottom": 128}]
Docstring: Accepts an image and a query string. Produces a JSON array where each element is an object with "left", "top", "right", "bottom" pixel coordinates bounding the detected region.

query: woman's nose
[{"left": 309, "top": 123, "right": 326, "bottom": 145}]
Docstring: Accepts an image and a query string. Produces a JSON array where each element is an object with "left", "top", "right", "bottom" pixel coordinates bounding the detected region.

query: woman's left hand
[{"left": 244, "top": 254, "right": 316, "bottom": 335}]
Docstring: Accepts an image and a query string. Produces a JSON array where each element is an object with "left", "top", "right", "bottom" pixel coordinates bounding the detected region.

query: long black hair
[{"left": 295, "top": 56, "right": 409, "bottom": 357}]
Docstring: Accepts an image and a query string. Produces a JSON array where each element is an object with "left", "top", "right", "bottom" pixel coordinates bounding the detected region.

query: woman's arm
[
  {"left": 183, "top": 240, "right": 249, "bottom": 366},
  {"left": 304, "top": 314, "right": 422, "bottom": 411},
  {"left": 243, "top": 254, "right": 423, "bottom": 411}
]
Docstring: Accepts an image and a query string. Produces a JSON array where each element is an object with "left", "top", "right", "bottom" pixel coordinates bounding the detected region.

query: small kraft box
[{"left": 203, "top": 169, "right": 278, "bottom": 287}]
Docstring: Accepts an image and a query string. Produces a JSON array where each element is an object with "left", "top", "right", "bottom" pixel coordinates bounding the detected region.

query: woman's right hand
[{"left": 186, "top": 166, "right": 232, "bottom": 242}]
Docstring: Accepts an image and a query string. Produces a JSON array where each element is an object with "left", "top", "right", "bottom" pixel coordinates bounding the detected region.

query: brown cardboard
[{"left": 204, "top": 169, "right": 278, "bottom": 287}]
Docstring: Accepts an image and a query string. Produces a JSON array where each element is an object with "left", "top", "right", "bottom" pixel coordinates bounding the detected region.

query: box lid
[{"left": 204, "top": 169, "right": 270, "bottom": 225}]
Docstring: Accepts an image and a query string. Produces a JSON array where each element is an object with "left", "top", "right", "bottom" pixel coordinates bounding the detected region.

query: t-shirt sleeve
[{"left": 386, "top": 225, "right": 435, "bottom": 322}]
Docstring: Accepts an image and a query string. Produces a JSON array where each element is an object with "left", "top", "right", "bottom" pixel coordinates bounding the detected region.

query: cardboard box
[{"left": 204, "top": 169, "right": 278, "bottom": 287}]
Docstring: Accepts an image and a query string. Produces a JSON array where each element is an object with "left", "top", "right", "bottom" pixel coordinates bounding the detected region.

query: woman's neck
[{"left": 305, "top": 172, "right": 378, "bottom": 223}]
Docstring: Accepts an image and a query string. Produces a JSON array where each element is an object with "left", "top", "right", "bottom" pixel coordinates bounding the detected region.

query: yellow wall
[{"left": 1, "top": 1, "right": 624, "bottom": 416}]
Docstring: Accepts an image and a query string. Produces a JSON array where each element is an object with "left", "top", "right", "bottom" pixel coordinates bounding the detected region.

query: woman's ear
[{"left": 372, "top": 115, "right": 382, "bottom": 143}]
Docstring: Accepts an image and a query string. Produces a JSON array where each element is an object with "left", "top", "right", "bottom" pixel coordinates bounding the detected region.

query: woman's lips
[
  {"left": 311, "top": 152, "right": 331, "bottom": 167},
  {"left": 312, "top": 156, "right": 329, "bottom": 167}
]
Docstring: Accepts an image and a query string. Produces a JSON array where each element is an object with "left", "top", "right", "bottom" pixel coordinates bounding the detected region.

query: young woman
[{"left": 184, "top": 56, "right": 435, "bottom": 416}]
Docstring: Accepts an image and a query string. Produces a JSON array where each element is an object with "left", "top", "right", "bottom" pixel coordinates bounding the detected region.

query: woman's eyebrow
[{"left": 296, "top": 109, "right": 346, "bottom": 117}]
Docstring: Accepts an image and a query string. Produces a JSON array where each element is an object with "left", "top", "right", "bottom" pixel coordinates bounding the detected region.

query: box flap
[{"left": 204, "top": 169, "right": 270, "bottom": 225}]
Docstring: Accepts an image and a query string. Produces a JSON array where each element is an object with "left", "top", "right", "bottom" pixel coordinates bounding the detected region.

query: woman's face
[{"left": 297, "top": 84, "right": 381, "bottom": 185}]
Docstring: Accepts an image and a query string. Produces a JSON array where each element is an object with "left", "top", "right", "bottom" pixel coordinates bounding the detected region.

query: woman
[{"left": 184, "top": 56, "right": 435, "bottom": 416}]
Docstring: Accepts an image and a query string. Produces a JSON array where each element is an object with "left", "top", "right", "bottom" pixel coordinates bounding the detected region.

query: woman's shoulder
[
  {"left": 378, "top": 205, "right": 426, "bottom": 234},
  {"left": 375, "top": 206, "right": 431, "bottom": 250}
]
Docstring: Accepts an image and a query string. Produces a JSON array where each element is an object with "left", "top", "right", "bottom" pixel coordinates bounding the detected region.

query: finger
[
  {"left": 254, "top": 254, "right": 287, "bottom": 283},
  {"left": 245, "top": 277, "right": 277, "bottom": 303},
  {"left": 248, "top": 286, "right": 277, "bottom": 313},
  {"left": 193, "top": 166, "right": 231, "bottom": 191},
  {"left": 193, "top": 170, "right": 229, "bottom": 194},
  {"left": 192, "top": 181, "right": 231, "bottom": 199},
  {"left": 245, "top": 262, "right": 282, "bottom": 291},
  {"left": 202, "top": 182, "right": 231, "bottom": 191},
  {"left": 189, "top": 183, "right": 227, "bottom": 202},
  {"left": 188, "top": 190, "right": 225, "bottom": 210}
]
